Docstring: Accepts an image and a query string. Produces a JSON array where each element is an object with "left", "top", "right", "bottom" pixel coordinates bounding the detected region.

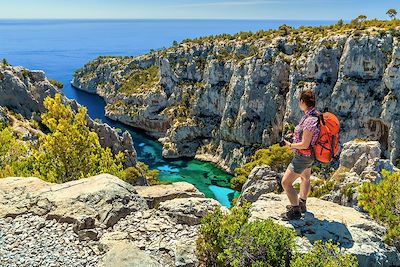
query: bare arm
[{"left": 285, "top": 129, "right": 313, "bottom": 150}]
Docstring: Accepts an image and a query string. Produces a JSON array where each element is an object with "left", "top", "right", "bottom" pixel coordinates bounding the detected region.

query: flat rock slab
[
  {"left": 250, "top": 193, "right": 400, "bottom": 267},
  {"left": 98, "top": 232, "right": 161, "bottom": 267},
  {"left": 134, "top": 182, "right": 204, "bottom": 208},
  {"left": 158, "top": 197, "right": 226, "bottom": 225},
  {"left": 0, "top": 174, "right": 148, "bottom": 228}
]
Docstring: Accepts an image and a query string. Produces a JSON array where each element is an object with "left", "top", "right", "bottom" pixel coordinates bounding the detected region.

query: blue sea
[{"left": 0, "top": 19, "right": 335, "bottom": 207}]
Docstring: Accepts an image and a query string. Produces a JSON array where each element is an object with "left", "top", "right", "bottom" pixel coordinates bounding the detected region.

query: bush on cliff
[
  {"left": 29, "top": 94, "right": 127, "bottom": 183},
  {"left": 196, "top": 202, "right": 295, "bottom": 267},
  {"left": 290, "top": 241, "right": 358, "bottom": 267},
  {"left": 358, "top": 170, "right": 400, "bottom": 245},
  {"left": 48, "top": 79, "right": 64, "bottom": 88},
  {"left": 197, "top": 203, "right": 357, "bottom": 267},
  {"left": 0, "top": 126, "right": 32, "bottom": 178},
  {"left": 120, "top": 65, "right": 159, "bottom": 95},
  {"left": 0, "top": 94, "right": 158, "bottom": 185},
  {"left": 231, "top": 144, "right": 293, "bottom": 191}
]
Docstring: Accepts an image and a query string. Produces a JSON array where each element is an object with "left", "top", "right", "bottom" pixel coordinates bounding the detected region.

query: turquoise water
[{"left": 0, "top": 19, "right": 335, "bottom": 207}]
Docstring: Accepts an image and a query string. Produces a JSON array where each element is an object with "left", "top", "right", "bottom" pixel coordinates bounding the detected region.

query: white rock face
[
  {"left": 250, "top": 193, "right": 400, "bottom": 267},
  {"left": 72, "top": 30, "right": 400, "bottom": 172}
]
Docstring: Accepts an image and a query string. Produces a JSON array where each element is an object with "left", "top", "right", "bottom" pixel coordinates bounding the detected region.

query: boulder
[
  {"left": 158, "top": 197, "right": 226, "bottom": 225},
  {"left": 322, "top": 141, "right": 398, "bottom": 208},
  {"left": 97, "top": 232, "right": 161, "bottom": 267},
  {"left": 360, "top": 158, "right": 398, "bottom": 183},
  {"left": 0, "top": 174, "right": 148, "bottom": 228},
  {"left": 250, "top": 193, "right": 400, "bottom": 267},
  {"left": 237, "top": 165, "right": 281, "bottom": 205},
  {"left": 339, "top": 140, "right": 381, "bottom": 173},
  {"left": 134, "top": 182, "right": 204, "bottom": 208}
]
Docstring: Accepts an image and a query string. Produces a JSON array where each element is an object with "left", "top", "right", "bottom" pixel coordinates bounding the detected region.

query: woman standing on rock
[{"left": 281, "top": 89, "right": 320, "bottom": 220}]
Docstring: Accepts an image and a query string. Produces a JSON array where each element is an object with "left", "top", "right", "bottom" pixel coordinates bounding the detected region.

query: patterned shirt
[{"left": 292, "top": 107, "right": 320, "bottom": 156}]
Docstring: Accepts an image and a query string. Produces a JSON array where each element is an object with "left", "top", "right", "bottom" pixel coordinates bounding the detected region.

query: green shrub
[
  {"left": 120, "top": 65, "right": 159, "bottom": 95},
  {"left": 21, "top": 69, "right": 30, "bottom": 79},
  {"left": 358, "top": 170, "right": 400, "bottom": 244},
  {"left": 311, "top": 162, "right": 335, "bottom": 179},
  {"left": 232, "top": 144, "right": 293, "bottom": 191},
  {"left": 309, "top": 180, "right": 335, "bottom": 197},
  {"left": 290, "top": 241, "right": 358, "bottom": 267},
  {"left": 0, "top": 94, "right": 158, "bottom": 186},
  {"left": 0, "top": 127, "right": 31, "bottom": 178},
  {"left": 196, "top": 203, "right": 295, "bottom": 267},
  {"left": 1, "top": 58, "right": 9, "bottom": 66},
  {"left": 49, "top": 79, "right": 64, "bottom": 88},
  {"left": 135, "top": 161, "right": 160, "bottom": 185},
  {"left": 29, "top": 94, "right": 128, "bottom": 183}
]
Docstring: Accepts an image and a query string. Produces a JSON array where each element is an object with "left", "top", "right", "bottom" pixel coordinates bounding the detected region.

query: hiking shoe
[
  {"left": 299, "top": 199, "right": 307, "bottom": 213},
  {"left": 281, "top": 205, "right": 302, "bottom": 221},
  {"left": 286, "top": 199, "right": 307, "bottom": 213}
]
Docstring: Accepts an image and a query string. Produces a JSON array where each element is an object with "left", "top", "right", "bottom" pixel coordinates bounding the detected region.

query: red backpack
[{"left": 298, "top": 112, "right": 340, "bottom": 163}]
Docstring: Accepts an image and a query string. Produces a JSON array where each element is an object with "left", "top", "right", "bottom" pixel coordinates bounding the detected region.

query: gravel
[{"left": 0, "top": 214, "right": 99, "bottom": 267}]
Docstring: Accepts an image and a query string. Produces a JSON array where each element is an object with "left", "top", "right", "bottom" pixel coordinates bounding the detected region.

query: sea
[{"left": 0, "top": 19, "right": 335, "bottom": 207}]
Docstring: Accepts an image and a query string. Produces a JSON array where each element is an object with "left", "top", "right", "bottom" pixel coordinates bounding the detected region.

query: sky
[{"left": 0, "top": 0, "right": 399, "bottom": 20}]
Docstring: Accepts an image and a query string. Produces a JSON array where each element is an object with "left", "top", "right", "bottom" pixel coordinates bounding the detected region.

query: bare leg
[
  {"left": 299, "top": 168, "right": 311, "bottom": 200},
  {"left": 281, "top": 167, "right": 301, "bottom": 206}
]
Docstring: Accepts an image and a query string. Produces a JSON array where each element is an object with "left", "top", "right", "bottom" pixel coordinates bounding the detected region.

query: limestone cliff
[
  {"left": 72, "top": 24, "right": 400, "bottom": 172},
  {"left": 0, "top": 64, "right": 137, "bottom": 166}
]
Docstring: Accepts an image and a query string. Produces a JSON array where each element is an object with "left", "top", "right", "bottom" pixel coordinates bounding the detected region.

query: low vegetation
[
  {"left": 48, "top": 79, "right": 64, "bottom": 88},
  {"left": 358, "top": 170, "right": 400, "bottom": 245},
  {"left": 1, "top": 58, "right": 9, "bottom": 66},
  {"left": 196, "top": 203, "right": 295, "bottom": 267},
  {"left": 197, "top": 203, "right": 358, "bottom": 267},
  {"left": 180, "top": 17, "right": 400, "bottom": 46},
  {"left": 120, "top": 65, "right": 160, "bottom": 95},
  {"left": 290, "top": 241, "right": 358, "bottom": 267},
  {"left": 0, "top": 94, "right": 158, "bottom": 185},
  {"left": 231, "top": 144, "right": 293, "bottom": 191}
]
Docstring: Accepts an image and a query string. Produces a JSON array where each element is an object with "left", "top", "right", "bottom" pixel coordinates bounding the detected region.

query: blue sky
[{"left": 0, "top": 0, "right": 399, "bottom": 20}]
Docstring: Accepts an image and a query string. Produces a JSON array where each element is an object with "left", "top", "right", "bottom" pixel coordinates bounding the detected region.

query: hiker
[{"left": 281, "top": 90, "right": 320, "bottom": 220}]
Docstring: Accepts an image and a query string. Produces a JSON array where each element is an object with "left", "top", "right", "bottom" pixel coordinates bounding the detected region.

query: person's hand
[{"left": 284, "top": 140, "right": 292, "bottom": 148}]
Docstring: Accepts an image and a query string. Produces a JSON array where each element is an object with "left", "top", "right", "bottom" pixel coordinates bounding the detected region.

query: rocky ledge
[
  {"left": 250, "top": 193, "right": 400, "bottom": 267},
  {"left": 1, "top": 169, "right": 398, "bottom": 266},
  {"left": 234, "top": 140, "right": 400, "bottom": 267},
  {"left": 0, "top": 174, "right": 223, "bottom": 267}
]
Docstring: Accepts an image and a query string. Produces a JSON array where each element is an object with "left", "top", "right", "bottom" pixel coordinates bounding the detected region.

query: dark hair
[{"left": 299, "top": 90, "right": 316, "bottom": 107}]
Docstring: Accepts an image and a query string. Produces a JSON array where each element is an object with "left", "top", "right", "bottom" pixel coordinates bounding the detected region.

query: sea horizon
[{"left": 0, "top": 18, "right": 340, "bottom": 22}]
